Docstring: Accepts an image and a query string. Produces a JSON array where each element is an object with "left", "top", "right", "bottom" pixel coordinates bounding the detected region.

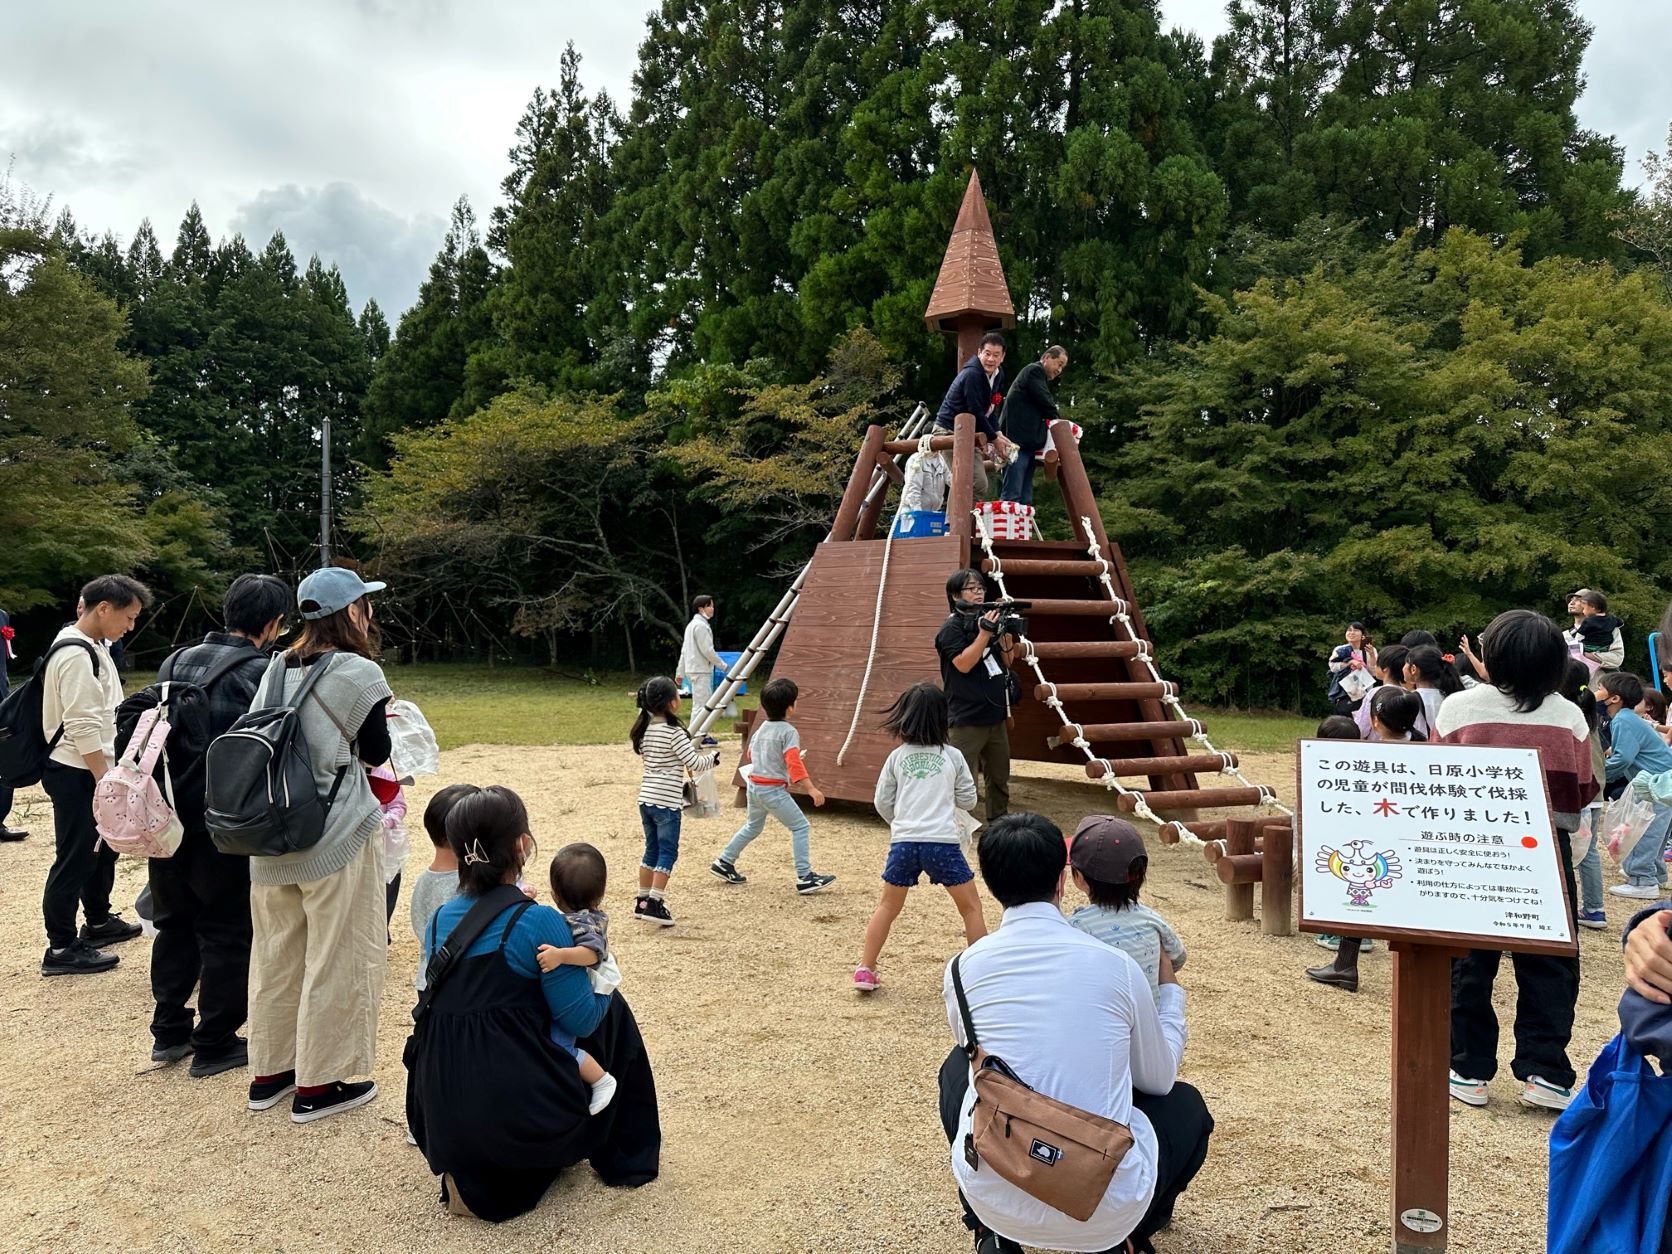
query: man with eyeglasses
[{"left": 936, "top": 569, "right": 1018, "bottom": 822}]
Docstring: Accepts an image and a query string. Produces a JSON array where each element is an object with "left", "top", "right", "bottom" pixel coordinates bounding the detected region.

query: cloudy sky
[{"left": 5, "top": 1, "right": 1665, "bottom": 320}]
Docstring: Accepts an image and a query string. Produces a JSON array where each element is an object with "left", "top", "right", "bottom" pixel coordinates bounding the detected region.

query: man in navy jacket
[{"left": 934, "top": 332, "right": 1008, "bottom": 499}]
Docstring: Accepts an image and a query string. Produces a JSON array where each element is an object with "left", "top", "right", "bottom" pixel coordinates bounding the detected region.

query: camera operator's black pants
[
  {"left": 950, "top": 721, "right": 1009, "bottom": 822},
  {"left": 41, "top": 763, "right": 118, "bottom": 950},
  {"left": 938, "top": 1047, "right": 1213, "bottom": 1253},
  {"left": 149, "top": 829, "right": 251, "bottom": 1057}
]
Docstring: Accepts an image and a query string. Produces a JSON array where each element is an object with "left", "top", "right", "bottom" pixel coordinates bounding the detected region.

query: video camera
[{"left": 954, "top": 598, "right": 1031, "bottom": 641}]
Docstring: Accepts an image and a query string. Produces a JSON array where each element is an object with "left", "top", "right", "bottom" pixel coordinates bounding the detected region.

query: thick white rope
[{"left": 836, "top": 521, "right": 896, "bottom": 766}]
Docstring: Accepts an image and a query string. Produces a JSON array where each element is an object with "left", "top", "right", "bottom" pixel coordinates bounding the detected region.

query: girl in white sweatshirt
[{"left": 853, "top": 683, "right": 986, "bottom": 992}]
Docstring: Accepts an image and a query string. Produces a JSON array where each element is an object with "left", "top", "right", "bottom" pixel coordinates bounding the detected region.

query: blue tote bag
[{"left": 1548, "top": 1033, "right": 1672, "bottom": 1254}]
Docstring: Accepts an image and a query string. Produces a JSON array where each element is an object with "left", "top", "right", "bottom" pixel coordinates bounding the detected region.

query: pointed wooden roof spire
[{"left": 924, "top": 170, "right": 1016, "bottom": 339}]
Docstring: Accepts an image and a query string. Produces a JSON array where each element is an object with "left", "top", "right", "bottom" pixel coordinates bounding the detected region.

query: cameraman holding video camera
[{"left": 936, "top": 569, "right": 1021, "bottom": 823}]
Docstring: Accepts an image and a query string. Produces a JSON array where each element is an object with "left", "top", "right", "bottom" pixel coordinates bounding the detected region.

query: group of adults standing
[{"left": 11, "top": 568, "right": 659, "bottom": 1220}]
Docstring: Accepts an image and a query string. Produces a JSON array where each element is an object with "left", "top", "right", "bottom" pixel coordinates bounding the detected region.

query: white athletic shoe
[
  {"left": 1610, "top": 883, "right": 1665, "bottom": 900},
  {"left": 1518, "top": 1076, "right": 1574, "bottom": 1111},
  {"left": 1448, "top": 1071, "right": 1488, "bottom": 1107}
]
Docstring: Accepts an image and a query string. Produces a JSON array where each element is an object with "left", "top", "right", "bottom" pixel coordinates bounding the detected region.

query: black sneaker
[
  {"left": 0, "top": 824, "right": 27, "bottom": 842},
  {"left": 292, "top": 1080, "right": 378, "bottom": 1124},
  {"left": 709, "top": 858, "right": 747, "bottom": 885},
  {"left": 795, "top": 871, "right": 837, "bottom": 895},
  {"left": 151, "top": 1041, "right": 192, "bottom": 1063},
  {"left": 190, "top": 1037, "right": 249, "bottom": 1079},
  {"left": 81, "top": 913, "right": 143, "bottom": 946},
  {"left": 248, "top": 1070, "right": 297, "bottom": 1111},
  {"left": 632, "top": 894, "right": 651, "bottom": 920},
  {"left": 41, "top": 940, "right": 119, "bottom": 976},
  {"left": 637, "top": 897, "right": 676, "bottom": 927}
]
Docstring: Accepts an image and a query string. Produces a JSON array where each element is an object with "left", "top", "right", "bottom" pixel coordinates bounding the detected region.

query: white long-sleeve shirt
[
  {"left": 41, "top": 625, "right": 122, "bottom": 769},
  {"left": 874, "top": 743, "right": 976, "bottom": 844},
  {"left": 943, "top": 901, "right": 1188, "bottom": 1252},
  {"left": 678, "top": 614, "right": 723, "bottom": 680}
]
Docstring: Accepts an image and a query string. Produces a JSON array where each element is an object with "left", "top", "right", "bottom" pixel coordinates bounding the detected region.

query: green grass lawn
[{"left": 382, "top": 664, "right": 759, "bottom": 749}]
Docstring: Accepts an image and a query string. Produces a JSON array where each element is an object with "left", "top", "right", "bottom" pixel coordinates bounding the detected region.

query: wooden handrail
[{"left": 831, "top": 424, "right": 887, "bottom": 542}]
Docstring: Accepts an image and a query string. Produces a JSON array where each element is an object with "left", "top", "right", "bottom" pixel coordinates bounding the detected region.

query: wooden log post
[
  {"left": 1223, "top": 817, "right": 1257, "bottom": 921},
  {"left": 1260, "top": 818, "right": 1294, "bottom": 937},
  {"left": 831, "top": 424, "right": 887, "bottom": 542},
  {"left": 853, "top": 449, "right": 904, "bottom": 540},
  {"left": 948, "top": 410, "right": 976, "bottom": 554}
]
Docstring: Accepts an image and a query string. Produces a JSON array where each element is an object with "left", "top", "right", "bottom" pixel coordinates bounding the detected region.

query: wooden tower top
[{"left": 923, "top": 171, "right": 1016, "bottom": 345}]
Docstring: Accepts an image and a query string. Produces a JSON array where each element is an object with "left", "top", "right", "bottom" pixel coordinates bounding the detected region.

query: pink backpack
[{"left": 94, "top": 694, "right": 185, "bottom": 858}]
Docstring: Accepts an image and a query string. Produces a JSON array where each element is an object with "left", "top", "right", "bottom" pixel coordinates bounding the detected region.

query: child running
[
  {"left": 1066, "top": 815, "right": 1185, "bottom": 999},
  {"left": 535, "top": 842, "right": 621, "bottom": 1115},
  {"left": 710, "top": 677, "right": 836, "bottom": 895},
  {"left": 853, "top": 683, "right": 984, "bottom": 993},
  {"left": 632, "top": 676, "right": 721, "bottom": 927}
]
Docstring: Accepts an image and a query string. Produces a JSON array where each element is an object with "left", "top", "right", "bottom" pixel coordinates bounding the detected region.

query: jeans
[
  {"left": 1450, "top": 827, "right": 1581, "bottom": 1088},
  {"left": 721, "top": 782, "right": 811, "bottom": 878},
  {"left": 1622, "top": 802, "right": 1672, "bottom": 888},
  {"left": 937, "top": 1047, "right": 1213, "bottom": 1253},
  {"left": 638, "top": 804, "right": 681, "bottom": 875},
  {"left": 149, "top": 829, "right": 252, "bottom": 1055},
  {"left": 998, "top": 446, "right": 1042, "bottom": 505},
  {"left": 41, "top": 763, "right": 119, "bottom": 950},
  {"left": 1577, "top": 808, "right": 1604, "bottom": 911}
]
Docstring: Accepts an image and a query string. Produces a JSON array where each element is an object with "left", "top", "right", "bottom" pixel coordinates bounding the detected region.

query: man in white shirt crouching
[{"left": 938, "top": 812, "right": 1213, "bottom": 1254}]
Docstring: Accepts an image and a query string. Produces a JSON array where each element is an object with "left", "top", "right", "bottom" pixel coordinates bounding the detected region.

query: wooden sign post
[{"left": 1296, "top": 739, "right": 1578, "bottom": 1253}]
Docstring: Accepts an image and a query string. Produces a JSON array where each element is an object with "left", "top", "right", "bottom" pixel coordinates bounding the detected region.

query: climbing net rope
[{"left": 971, "top": 509, "right": 1294, "bottom": 849}]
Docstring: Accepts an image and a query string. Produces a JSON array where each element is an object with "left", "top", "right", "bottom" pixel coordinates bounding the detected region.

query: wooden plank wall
[{"left": 734, "top": 534, "right": 967, "bottom": 805}]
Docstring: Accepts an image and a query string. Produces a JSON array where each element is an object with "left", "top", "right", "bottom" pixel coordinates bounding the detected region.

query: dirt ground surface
[{"left": 0, "top": 744, "right": 1632, "bottom": 1253}]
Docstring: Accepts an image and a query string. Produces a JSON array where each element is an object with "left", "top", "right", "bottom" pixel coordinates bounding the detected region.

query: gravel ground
[{"left": 0, "top": 744, "right": 1630, "bottom": 1253}]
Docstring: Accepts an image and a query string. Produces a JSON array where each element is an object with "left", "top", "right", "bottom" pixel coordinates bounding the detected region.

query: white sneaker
[
  {"left": 1519, "top": 1075, "right": 1574, "bottom": 1111},
  {"left": 1448, "top": 1070, "right": 1488, "bottom": 1107},
  {"left": 588, "top": 1072, "right": 618, "bottom": 1116},
  {"left": 1609, "top": 883, "right": 1665, "bottom": 900}
]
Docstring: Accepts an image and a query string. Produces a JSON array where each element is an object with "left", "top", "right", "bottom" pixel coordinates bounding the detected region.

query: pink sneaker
[{"left": 853, "top": 967, "right": 880, "bottom": 992}]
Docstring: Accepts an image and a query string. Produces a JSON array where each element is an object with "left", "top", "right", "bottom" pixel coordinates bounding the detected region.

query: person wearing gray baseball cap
[
  {"left": 244, "top": 566, "right": 394, "bottom": 1124},
  {"left": 1065, "top": 815, "right": 1187, "bottom": 998}
]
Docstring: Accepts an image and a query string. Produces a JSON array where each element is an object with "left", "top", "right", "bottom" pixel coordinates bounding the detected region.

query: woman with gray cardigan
[{"left": 245, "top": 568, "right": 394, "bottom": 1123}]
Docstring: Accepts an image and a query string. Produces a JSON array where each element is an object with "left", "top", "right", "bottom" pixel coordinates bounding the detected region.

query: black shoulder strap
[
  {"left": 950, "top": 953, "right": 980, "bottom": 1058},
  {"left": 413, "top": 884, "right": 530, "bottom": 1025},
  {"left": 39, "top": 637, "right": 100, "bottom": 680}
]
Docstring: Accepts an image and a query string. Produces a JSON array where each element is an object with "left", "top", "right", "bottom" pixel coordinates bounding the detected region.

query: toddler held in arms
[
  {"left": 1066, "top": 815, "right": 1186, "bottom": 999},
  {"left": 535, "top": 842, "right": 623, "bottom": 1115}
]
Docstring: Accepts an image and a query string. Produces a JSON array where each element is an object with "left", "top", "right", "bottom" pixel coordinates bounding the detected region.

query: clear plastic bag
[
  {"left": 387, "top": 700, "right": 440, "bottom": 777},
  {"left": 382, "top": 818, "right": 408, "bottom": 884},
  {"left": 687, "top": 767, "right": 721, "bottom": 819},
  {"left": 1604, "top": 793, "right": 1655, "bottom": 862}
]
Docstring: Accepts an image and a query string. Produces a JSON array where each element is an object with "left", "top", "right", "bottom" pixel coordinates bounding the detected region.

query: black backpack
[
  {"left": 0, "top": 638, "right": 101, "bottom": 788},
  {"left": 116, "top": 646, "right": 265, "bottom": 833},
  {"left": 204, "top": 654, "right": 349, "bottom": 857}
]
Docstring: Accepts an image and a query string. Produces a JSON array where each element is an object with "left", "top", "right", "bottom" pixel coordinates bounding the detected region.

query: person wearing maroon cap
[{"left": 1065, "top": 816, "right": 1186, "bottom": 998}]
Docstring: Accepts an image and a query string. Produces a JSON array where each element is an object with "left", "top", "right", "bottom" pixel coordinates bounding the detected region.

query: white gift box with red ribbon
[{"left": 978, "top": 499, "right": 1035, "bottom": 541}]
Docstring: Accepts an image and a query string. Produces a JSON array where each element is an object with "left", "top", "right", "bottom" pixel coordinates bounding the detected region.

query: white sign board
[{"left": 1298, "top": 739, "right": 1575, "bottom": 950}]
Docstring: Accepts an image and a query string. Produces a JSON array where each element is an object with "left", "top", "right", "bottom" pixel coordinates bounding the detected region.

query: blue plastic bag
[{"left": 1548, "top": 1033, "right": 1672, "bottom": 1253}]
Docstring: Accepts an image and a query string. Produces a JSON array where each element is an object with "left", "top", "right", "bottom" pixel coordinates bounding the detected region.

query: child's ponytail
[{"left": 631, "top": 676, "right": 683, "bottom": 754}]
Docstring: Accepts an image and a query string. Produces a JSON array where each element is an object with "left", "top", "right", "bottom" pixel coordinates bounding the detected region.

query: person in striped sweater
[
  {"left": 630, "top": 677, "right": 721, "bottom": 927},
  {"left": 1434, "top": 609, "right": 1598, "bottom": 1112}
]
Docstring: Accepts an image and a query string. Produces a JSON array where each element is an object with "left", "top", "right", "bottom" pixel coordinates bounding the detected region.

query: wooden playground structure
[{"left": 689, "top": 171, "right": 1292, "bottom": 879}]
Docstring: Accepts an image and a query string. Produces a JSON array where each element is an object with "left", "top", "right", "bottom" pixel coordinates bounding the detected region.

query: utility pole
[{"left": 320, "top": 414, "right": 333, "bottom": 567}]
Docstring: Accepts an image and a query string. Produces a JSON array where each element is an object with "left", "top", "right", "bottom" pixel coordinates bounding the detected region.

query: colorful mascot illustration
[{"left": 1316, "top": 840, "right": 1403, "bottom": 905}]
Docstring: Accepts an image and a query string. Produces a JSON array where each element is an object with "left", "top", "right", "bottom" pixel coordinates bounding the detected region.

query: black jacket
[
  {"left": 935, "top": 355, "right": 1006, "bottom": 440},
  {"left": 1001, "top": 360, "right": 1061, "bottom": 451}
]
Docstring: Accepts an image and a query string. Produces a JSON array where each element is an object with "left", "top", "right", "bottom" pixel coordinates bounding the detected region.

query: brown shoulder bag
[{"left": 951, "top": 954, "right": 1135, "bottom": 1223}]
